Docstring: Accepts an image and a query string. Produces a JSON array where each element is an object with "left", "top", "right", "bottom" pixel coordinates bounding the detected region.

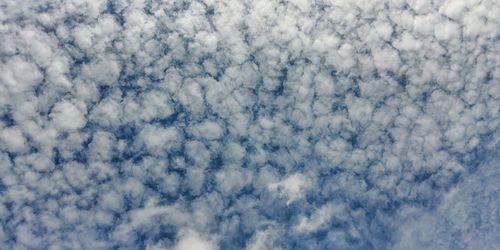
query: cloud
[
  {"left": 0, "top": 126, "right": 28, "bottom": 153},
  {"left": 392, "top": 153, "right": 500, "bottom": 250},
  {"left": 268, "top": 173, "right": 312, "bottom": 205},
  {"left": 0, "top": 56, "right": 43, "bottom": 94},
  {"left": 173, "top": 229, "right": 218, "bottom": 250},
  {"left": 188, "top": 120, "right": 225, "bottom": 141},
  {"left": 294, "top": 202, "right": 345, "bottom": 233},
  {"left": 49, "top": 101, "right": 87, "bottom": 131},
  {"left": 0, "top": 0, "right": 498, "bottom": 249}
]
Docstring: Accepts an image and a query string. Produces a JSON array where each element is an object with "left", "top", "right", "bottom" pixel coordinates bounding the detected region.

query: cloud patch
[{"left": 0, "top": 0, "right": 498, "bottom": 249}]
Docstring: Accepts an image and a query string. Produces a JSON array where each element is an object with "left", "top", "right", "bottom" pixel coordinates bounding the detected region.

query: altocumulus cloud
[{"left": 0, "top": 0, "right": 499, "bottom": 249}]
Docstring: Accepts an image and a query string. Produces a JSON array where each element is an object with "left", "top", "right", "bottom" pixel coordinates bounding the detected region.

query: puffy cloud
[
  {"left": 0, "top": 126, "right": 28, "bottom": 153},
  {"left": 268, "top": 173, "right": 312, "bottom": 205},
  {"left": 246, "top": 226, "right": 282, "bottom": 250},
  {"left": 137, "top": 124, "right": 182, "bottom": 155},
  {"left": 294, "top": 202, "right": 347, "bottom": 233},
  {"left": 188, "top": 120, "right": 224, "bottom": 141},
  {"left": 0, "top": 56, "right": 42, "bottom": 93},
  {"left": 216, "top": 166, "right": 252, "bottom": 195},
  {"left": 0, "top": 0, "right": 498, "bottom": 249},
  {"left": 49, "top": 101, "right": 86, "bottom": 130},
  {"left": 173, "top": 229, "right": 218, "bottom": 250},
  {"left": 81, "top": 57, "right": 121, "bottom": 85}
]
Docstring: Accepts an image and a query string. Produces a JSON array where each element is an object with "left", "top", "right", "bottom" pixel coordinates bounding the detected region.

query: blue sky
[{"left": 0, "top": 0, "right": 498, "bottom": 249}]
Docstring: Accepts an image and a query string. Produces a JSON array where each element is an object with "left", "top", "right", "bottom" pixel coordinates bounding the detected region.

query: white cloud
[
  {"left": 294, "top": 202, "right": 346, "bottom": 233},
  {"left": 81, "top": 57, "right": 121, "bottom": 85},
  {"left": 186, "top": 140, "right": 211, "bottom": 168},
  {"left": 140, "top": 91, "right": 174, "bottom": 122},
  {"left": 372, "top": 47, "right": 401, "bottom": 72},
  {"left": 393, "top": 154, "right": 500, "bottom": 250},
  {"left": 89, "top": 130, "right": 116, "bottom": 162},
  {"left": 0, "top": 0, "right": 498, "bottom": 249},
  {"left": 15, "top": 224, "right": 41, "bottom": 247},
  {"left": 0, "top": 56, "right": 43, "bottom": 93},
  {"left": 188, "top": 121, "right": 224, "bottom": 141},
  {"left": 0, "top": 126, "right": 28, "bottom": 153},
  {"left": 49, "top": 101, "right": 86, "bottom": 130},
  {"left": 268, "top": 173, "right": 312, "bottom": 205},
  {"left": 434, "top": 20, "right": 460, "bottom": 41},
  {"left": 246, "top": 226, "right": 282, "bottom": 250},
  {"left": 99, "top": 190, "right": 124, "bottom": 212},
  {"left": 216, "top": 166, "right": 252, "bottom": 195},
  {"left": 137, "top": 124, "right": 182, "bottom": 155},
  {"left": 174, "top": 229, "right": 217, "bottom": 250}
]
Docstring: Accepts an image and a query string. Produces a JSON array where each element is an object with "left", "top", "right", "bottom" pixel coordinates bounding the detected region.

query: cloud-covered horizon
[{"left": 0, "top": 0, "right": 498, "bottom": 249}]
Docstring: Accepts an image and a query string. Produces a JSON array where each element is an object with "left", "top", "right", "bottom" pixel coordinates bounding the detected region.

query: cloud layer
[{"left": 0, "top": 0, "right": 498, "bottom": 249}]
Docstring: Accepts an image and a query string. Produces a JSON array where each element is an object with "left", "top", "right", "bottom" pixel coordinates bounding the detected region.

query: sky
[{"left": 0, "top": 0, "right": 499, "bottom": 249}]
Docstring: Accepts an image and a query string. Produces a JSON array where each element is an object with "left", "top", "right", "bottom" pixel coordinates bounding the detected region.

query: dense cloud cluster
[{"left": 0, "top": 0, "right": 498, "bottom": 249}]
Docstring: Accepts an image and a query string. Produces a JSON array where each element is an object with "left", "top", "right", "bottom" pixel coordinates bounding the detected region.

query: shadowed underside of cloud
[{"left": 0, "top": 0, "right": 498, "bottom": 249}]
